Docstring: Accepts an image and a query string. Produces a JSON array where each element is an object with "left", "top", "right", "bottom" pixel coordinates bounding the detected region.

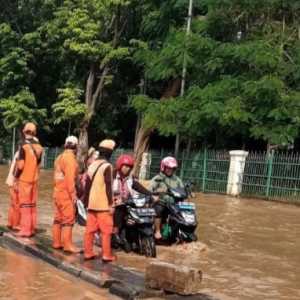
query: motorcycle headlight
[
  {"left": 172, "top": 191, "right": 181, "bottom": 198},
  {"left": 133, "top": 198, "right": 146, "bottom": 207},
  {"left": 181, "top": 212, "right": 195, "bottom": 223}
]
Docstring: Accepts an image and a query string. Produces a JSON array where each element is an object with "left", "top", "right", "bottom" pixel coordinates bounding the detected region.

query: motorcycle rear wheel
[{"left": 141, "top": 236, "right": 156, "bottom": 258}]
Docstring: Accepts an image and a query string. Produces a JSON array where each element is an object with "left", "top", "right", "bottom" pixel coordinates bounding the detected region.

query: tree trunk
[
  {"left": 133, "top": 78, "right": 181, "bottom": 176},
  {"left": 77, "top": 120, "right": 89, "bottom": 172},
  {"left": 175, "top": 133, "right": 181, "bottom": 157},
  {"left": 12, "top": 127, "right": 16, "bottom": 160},
  {"left": 186, "top": 137, "right": 192, "bottom": 157},
  {"left": 133, "top": 126, "right": 153, "bottom": 176},
  {"left": 68, "top": 121, "right": 71, "bottom": 136},
  {"left": 134, "top": 113, "right": 142, "bottom": 149},
  {"left": 77, "top": 65, "right": 95, "bottom": 170}
]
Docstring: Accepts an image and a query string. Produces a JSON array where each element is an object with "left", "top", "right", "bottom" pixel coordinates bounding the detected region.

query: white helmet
[
  {"left": 160, "top": 156, "right": 178, "bottom": 172},
  {"left": 65, "top": 136, "right": 78, "bottom": 146}
]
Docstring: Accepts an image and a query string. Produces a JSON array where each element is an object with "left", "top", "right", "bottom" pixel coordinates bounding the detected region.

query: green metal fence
[
  {"left": 42, "top": 147, "right": 230, "bottom": 194},
  {"left": 43, "top": 147, "right": 63, "bottom": 169},
  {"left": 42, "top": 147, "right": 133, "bottom": 169},
  {"left": 242, "top": 151, "right": 300, "bottom": 203},
  {"left": 10, "top": 145, "right": 300, "bottom": 203},
  {"left": 147, "top": 149, "right": 230, "bottom": 194}
]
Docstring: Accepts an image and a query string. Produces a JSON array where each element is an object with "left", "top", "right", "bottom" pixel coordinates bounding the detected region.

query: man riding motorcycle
[
  {"left": 150, "top": 156, "right": 184, "bottom": 240},
  {"left": 113, "top": 154, "right": 153, "bottom": 243}
]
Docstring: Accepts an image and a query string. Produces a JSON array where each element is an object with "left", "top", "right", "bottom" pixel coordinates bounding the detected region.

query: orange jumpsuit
[
  {"left": 15, "top": 139, "right": 43, "bottom": 237},
  {"left": 52, "top": 149, "right": 79, "bottom": 252},
  {"left": 53, "top": 149, "right": 78, "bottom": 226},
  {"left": 6, "top": 152, "right": 20, "bottom": 229},
  {"left": 84, "top": 159, "right": 115, "bottom": 261}
]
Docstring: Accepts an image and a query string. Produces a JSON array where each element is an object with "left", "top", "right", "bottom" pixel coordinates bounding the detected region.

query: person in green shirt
[{"left": 150, "top": 156, "right": 184, "bottom": 240}]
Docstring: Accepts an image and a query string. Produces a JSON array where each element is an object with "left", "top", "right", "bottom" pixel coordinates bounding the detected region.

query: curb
[
  {"left": 0, "top": 232, "right": 153, "bottom": 299},
  {"left": 0, "top": 231, "right": 211, "bottom": 300}
]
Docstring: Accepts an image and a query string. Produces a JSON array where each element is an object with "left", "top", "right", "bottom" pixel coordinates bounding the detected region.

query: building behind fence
[{"left": 3, "top": 146, "right": 300, "bottom": 204}]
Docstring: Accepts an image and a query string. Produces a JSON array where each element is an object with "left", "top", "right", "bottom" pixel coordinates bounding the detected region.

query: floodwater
[
  {"left": 1, "top": 166, "right": 300, "bottom": 300},
  {"left": 0, "top": 246, "right": 119, "bottom": 300}
]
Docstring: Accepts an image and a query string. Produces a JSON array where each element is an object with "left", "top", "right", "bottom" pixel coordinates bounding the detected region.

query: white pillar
[
  {"left": 227, "top": 150, "right": 248, "bottom": 196},
  {"left": 41, "top": 147, "right": 47, "bottom": 169},
  {"left": 139, "top": 152, "right": 151, "bottom": 180}
]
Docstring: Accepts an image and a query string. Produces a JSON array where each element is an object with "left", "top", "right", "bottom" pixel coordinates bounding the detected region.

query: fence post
[
  {"left": 202, "top": 148, "right": 207, "bottom": 192},
  {"left": 227, "top": 150, "right": 249, "bottom": 196},
  {"left": 266, "top": 150, "right": 274, "bottom": 197},
  {"left": 41, "top": 147, "right": 47, "bottom": 169},
  {"left": 180, "top": 150, "right": 185, "bottom": 178}
]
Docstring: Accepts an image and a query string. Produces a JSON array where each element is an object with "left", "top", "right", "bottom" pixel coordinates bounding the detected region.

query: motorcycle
[
  {"left": 160, "top": 182, "right": 198, "bottom": 244},
  {"left": 113, "top": 194, "right": 157, "bottom": 258}
]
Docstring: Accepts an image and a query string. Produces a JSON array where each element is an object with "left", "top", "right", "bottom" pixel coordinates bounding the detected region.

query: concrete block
[{"left": 145, "top": 261, "right": 202, "bottom": 295}]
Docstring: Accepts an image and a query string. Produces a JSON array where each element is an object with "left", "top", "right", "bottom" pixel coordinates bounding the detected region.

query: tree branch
[
  {"left": 85, "top": 64, "right": 95, "bottom": 108},
  {"left": 90, "top": 66, "right": 110, "bottom": 113}
]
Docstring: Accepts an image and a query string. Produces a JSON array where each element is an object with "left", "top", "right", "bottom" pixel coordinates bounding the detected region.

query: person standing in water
[
  {"left": 14, "top": 122, "right": 43, "bottom": 238},
  {"left": 84, "top": 139, "right": 116, "bottom": 262},
  {"left": 52, "top": 136, "right": 81, "bottom": 253}
]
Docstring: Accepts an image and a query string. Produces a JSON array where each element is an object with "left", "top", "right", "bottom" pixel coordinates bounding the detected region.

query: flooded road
[
  {"left": 0, "top": 246, "right": 119, "bottom": 300},
  {"left": 1, "top": 166, "right": 300, "bottom": 299}
]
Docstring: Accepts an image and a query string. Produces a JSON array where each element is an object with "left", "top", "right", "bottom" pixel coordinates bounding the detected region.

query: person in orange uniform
[
  {"left": 84, "top": 139, "right": 116, "bottom": 262},
  {"left": 6, "top": 151, "right": 20, "bottom": 230},
  {"left": 14, "top": 122, "right": 43, "bottom": 237},
  {"left": 52, "top": 136, "right": 80, "bottom": 253}
]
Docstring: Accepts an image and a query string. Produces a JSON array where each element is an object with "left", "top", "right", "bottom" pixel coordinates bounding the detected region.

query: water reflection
[{"left": 0, "top": 247, "right": 119, "bottom": 300}]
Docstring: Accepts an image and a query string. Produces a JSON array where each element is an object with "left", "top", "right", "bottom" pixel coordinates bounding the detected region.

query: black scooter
[
  {"left": 113, "top": 194, "right": 157, "bottom": 258},
  {"left": 160, "top": 182, "right": 198, "bottom": 244}
]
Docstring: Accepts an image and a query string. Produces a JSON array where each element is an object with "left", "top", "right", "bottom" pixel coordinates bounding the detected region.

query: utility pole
[
  {"left": 134, "top": 78, "right": 145, "bottom": 152},
  {"left": 175, "top": 0, "right": 193, "bottom": 157},
  {"left": 181, "top": 0, "right": 193, "bottom": 97}
]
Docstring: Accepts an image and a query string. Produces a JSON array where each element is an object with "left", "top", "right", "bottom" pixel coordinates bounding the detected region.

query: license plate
[
  {"left": 136, "top": 208, "right": 156, "bottom": 217},
  {"left": 177, "top": 202, "right": 196, "bottom": 210}
]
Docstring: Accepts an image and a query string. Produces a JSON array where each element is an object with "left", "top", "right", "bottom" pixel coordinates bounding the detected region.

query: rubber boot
[
  {"left": 101, "top": 233, "right": 116, "bottom": 262},
  {"left": 31, "top": 207, "right": 37, "bottom": 235},
  {"left": 7, "top": 206, "right": 14, "bottom": 229},
  {"left": 84, "top": 231, "right": 97, "bottom": 260},
  {"left": 62, "top": 226, "right": 81, "bottom": 253},
  {"left": 16, "top": 207, "right": 33, "bottom": 237},
  {"left": 13, "top": 206, "right": 21, "bottom": 231},
  {"left": 52, "top": 224, "right": 62, "bottom": 249},
  {"left": 8, "top": 207, "right": 21, "bottom": 230}
]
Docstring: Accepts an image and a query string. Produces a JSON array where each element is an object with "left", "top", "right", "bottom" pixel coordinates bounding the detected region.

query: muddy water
[
  {"left": 1, "top": 166, "right": 300, "bottom": 300},
  {"left": 0, "top": 247, "right": 119, "bottom": 300}
]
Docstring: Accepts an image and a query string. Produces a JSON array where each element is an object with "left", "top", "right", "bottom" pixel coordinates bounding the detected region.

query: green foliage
[
  {"left": 131, "top": 0, "right": 300, "bottom": 147},
  {"left": 52, "top": 86, "right": 86, "bottom": 125},
  {"left": 2, "top": 0, "right": 300, "bottom": 149},
  {"left": 0, "top": 89, "right": 47, "bottom": 129},
  {"left": 0, "top": 23, "right": 32, "bottom": 97}
]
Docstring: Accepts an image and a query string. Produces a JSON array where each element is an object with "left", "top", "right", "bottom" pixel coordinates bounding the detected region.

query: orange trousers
[
  {"left": 18, "top": 181, "right": 38, "bottom": 236},
  {"left": 84, "top": 211, "right": 113, "bottom": 258},
  {"left": 7, "top": 185, "right": 20, "bottom": 229},
  {"left": 53, "top": 190, "right": 75, "bottom": 226}
]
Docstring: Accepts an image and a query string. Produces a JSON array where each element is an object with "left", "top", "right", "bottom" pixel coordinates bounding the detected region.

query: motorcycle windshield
[
  {"left": 176, "top": 201, "right": 196, "bottom": 211},
  {"left": 169, "top": 187, "right": 188, "bottom": 199}
]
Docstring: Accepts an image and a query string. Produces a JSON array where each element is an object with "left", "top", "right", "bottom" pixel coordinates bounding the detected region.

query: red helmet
[
  {"left": 160, "top": 156, "right": 178, "bottom": 172},
  {"left": 116, "top": 154, "right": 135, "bottom": 170}
]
